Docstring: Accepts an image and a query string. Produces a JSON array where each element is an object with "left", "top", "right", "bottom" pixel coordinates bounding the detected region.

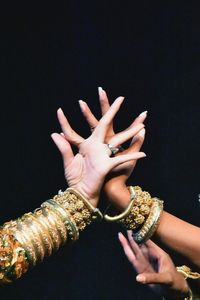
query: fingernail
[
  {"left": 57, "top": 108, "right": 63, "bottom": 114},
  {"left": 136, "top": 275, "right": 145, "bottom": 283},
  {"left": 139, "top": 111, "right": 148, "bottom": 117},
  {"left": 78, "top": 100, "right": 86, "bottom": 111},
  {"left": 138, "top": 128, "right": 145, "bottom": 137},
  {"left": 118, "top": 232, "right": 122, "bottom": 238},
  {"left": 98, "top": 86, "right": 103, "bottom": 93}
]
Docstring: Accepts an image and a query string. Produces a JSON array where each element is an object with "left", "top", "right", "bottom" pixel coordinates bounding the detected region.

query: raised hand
[
  {"left": 51, "top": 97, "right": 146, "bottom": 208},
  {"left": 78, "top": 87, "right": 147, "bottom": 210},
  {"left": 118, "top": 231, "right": 190, "bottom": 299}
]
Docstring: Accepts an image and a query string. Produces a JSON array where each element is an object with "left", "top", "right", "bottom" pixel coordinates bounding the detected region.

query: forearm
[
  {"left": 107, "top": 185, "right": 200, "bottom": 269},
  {"left": 0, "top": 188, "right": 101, "bottom": 284},
  {"left": 155, "top": 211, "right": 200, "bottom": 269}
]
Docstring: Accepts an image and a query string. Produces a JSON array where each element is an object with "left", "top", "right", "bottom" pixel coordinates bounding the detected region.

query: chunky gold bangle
[
  {"left": 132, "top": 197, "right": 163, "bottom": 243},
  {"left": 104, "top": 186, "right": 154, "bottom": 230}
]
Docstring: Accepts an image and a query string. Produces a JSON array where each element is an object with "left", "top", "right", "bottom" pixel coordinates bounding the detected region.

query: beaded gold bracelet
[
  {"left": 104, "top": 186, "right": 163, "bottom": 243},
  {"left": 0, "top": 187, "right": 103, "bottom": 284}
]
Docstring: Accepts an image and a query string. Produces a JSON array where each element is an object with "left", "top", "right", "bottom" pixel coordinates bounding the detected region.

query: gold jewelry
[
  {"left": 0, "top": 187, "right": 102, "bottom": 284},
  {"left": 104, "top": 186, "right": 153, "bottom": 230},
  {"left": 132, "top": 198, "right": 163, "bottom": 243},
  {"left": 176, "top": 266, "right": 200, "bottom": 300},
  {"left": 0, "top": 226, "right": 29, "bottom": 283}
]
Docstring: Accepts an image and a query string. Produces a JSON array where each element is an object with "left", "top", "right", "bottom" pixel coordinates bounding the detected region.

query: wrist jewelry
[
  {"left": 0, "top": 188, "right": 103, "bottom": 284},
  {"left": 176, "top": 266, "right": 200, "bottom": 300},
  {"left": 104, "top": 186, "right": 163, "bottom": 243}
]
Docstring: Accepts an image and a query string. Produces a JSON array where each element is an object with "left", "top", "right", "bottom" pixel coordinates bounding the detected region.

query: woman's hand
[
  {"left": 51, "top": 97, "right": 146, "bottom": 208},
  {"left": 118, "top": 232, "right": 190, "bottom": 299},
  {"left": 78, "top": 87, "right": 147, "bottom": 210}
]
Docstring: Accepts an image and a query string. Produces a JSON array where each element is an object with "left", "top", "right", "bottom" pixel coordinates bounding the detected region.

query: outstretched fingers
[
  {"left": 92, "top": 96, "right": 125, "bottom": 140},
  {"left": 118, "top": 232, "right": 136, "bottom": 262},
  {"left": 78, "top": 100, "right": 98, "bottom": 130},
  {"left": 51, "top": 133, "right": 74, "bottom": 169},
  {"left": 57, "top": 108, "right": 84, "bottom": 145}
]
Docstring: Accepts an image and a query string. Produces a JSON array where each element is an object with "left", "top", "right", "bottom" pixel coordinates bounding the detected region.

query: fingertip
[{"left": 136, "top": 275, "right": 146, "bottom": 283}]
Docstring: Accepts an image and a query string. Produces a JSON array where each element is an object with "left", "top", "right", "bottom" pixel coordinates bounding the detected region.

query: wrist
[{"left": 104, "top": 182, "right": 130, "bottom": 211}]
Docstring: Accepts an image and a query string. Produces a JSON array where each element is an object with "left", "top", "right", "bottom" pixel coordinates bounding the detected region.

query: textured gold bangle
[
  {"left": 132, "top": 198, "right": 163, "bottom": 243},
  {"left": 43, "top": 207, "right": 67, "bottom": 245},
  {"left": 43, "top": 200, "right": 79, "bottom": 241},
  {"left": 0, "top": 187, "right": 102, "bottom": 284},
  {"left": 104, "top": 186, "right": 154, "bottom": 231}
]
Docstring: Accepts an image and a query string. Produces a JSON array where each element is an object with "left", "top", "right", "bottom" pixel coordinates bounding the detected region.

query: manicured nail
[
  {"left": 57, "top": 108, "right": 63, "bottom": 114},
  {"left": 136, "top": 275, "right": 146, "bottom": 283},
  {"left": 98, "top": 86, "right": 103, "bottom": 93},
  {"left": 78, "top": 100, "right": 86, "bottom": 112},
  {"left": 139, "top": 111, "right": 148, "bottom": 117}
]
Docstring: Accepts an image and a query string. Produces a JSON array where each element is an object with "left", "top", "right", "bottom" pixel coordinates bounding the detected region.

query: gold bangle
[
  {"left": 43, "top": 199, "right": 79, "bottom": 241},
  {"left": 66, "top": 188, "right": 103, "bottom": 221},
  {"left": 133, "top": 198, "right": 163, "bottom": 244},
  {"left": 104, "top": 186, "right": 154, "bottom": 231}
]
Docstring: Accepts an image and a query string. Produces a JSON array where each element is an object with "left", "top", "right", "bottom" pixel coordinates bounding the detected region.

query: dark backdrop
[{"left": 0, "top": 2, "right": 199, "bottom": 299}]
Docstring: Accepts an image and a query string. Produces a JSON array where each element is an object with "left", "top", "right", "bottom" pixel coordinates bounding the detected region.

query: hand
[
  {"left": 51, "top": 97, "right": 146, "bottom": 208},
  {"left": 118, "top": 232, "right": 190, "bottom": 299},
  {"left": 78, "top": 87, "right": 147, "bottom": 210}
]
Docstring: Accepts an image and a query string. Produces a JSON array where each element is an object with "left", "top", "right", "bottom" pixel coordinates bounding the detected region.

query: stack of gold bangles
[
  {"left": 0, "top": 188, "right": 102, "bottom": 284},
  {"left": 104, "top": 186, "right": 164, "bottom": 244}
]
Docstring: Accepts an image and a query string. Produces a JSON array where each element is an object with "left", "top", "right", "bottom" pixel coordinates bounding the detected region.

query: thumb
[{"left": 136, "top": 272, "right": 172, "bottom": 285}]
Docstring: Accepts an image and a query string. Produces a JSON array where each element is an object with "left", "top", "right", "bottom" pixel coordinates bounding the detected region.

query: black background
[{"left": 0, "top": 1, "right": 200, "bottom": 299}]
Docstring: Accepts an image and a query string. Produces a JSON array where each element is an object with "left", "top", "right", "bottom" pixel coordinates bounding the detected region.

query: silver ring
[{"left": 107, "top": 144, "right": 120, "bottom": 156}]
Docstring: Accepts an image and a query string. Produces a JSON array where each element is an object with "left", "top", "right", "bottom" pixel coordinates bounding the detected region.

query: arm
[
  {"left": 1, "top": 97, "right": 146, "bottom": 284},
  {"left": 79, "top": 87, "right": 200, "bottom": 269}
]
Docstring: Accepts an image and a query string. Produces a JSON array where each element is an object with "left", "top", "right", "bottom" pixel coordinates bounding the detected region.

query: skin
[
  {"left": 51, "top": 95, "right": 146, "bottom": 208},
  {"left": 77, "top": 87, "right": 200, "bottom": 266},
  {"left": 71, "top": 87, "right": 200, "bottom": 296},
  {"left": 118, "top": 232, "right": 190, "bottom": 299}
]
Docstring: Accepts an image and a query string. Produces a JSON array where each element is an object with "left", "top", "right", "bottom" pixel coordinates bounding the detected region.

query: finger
[
  {"left": 145, "top": 240, "right": 167, "bottom": 258},
  {"left": 78, "top": 100, "right": 98, "bottom": 129},
  {"left": 109, "top": 123, "right": 145, "bottom": 148},
  {"left": 130, "top": 128, "right": 145, "bottom": 149},
  {"left": 136, "top": 272, "right": 172, "bottom": 286},
  {"left": 110, "top": 151, "right": 146, "bottom": 170},
  {"left": 127, "top": 230, "right": 141, "bottom": 254},
  {"left": 57, "top": 108, "right": 84, "bottom": 145},
  {"left": 98, "top": 87, "right": 111, "bottom": 114},
  {"left": 98, "top": 87, "right": 114, "bottom": 137},
  {"left": 130, "top": 111, "right": 148, "bottom": 127},
  {"left": 118, "top": 232, "right": 136, "bottom": 263},
  {"left": 92, "top": 96, "right": 124, "bottom": 140},
  {"left": 51, "top": 133, "right": 74, "bottom": 168}
]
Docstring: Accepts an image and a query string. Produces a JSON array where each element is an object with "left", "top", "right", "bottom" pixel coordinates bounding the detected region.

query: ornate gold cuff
[
  {"left": 0, "top": 187, "right": 103, "bottom": 284},
  {"left": 104, "top": 186, "right": 163, "bottom": 243}
]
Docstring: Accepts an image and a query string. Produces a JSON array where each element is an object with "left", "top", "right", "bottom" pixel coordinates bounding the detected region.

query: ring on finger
[{"left": 107, "top": 144, "right": 120, "bottom": 156}]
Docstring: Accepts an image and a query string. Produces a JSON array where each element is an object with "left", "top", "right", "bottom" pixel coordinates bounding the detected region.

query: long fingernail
[
  {"left": 78, "top": 100, "right": 86, "bottom": 112},
  {"left": 136, "top": 275, "right": 146, "bottom": 283},
  {"left": 139, "top": 111, "right": 148, "bottom": 117},
  {"left": 98, "top": 86, "right": 103, "bottom": 93}
]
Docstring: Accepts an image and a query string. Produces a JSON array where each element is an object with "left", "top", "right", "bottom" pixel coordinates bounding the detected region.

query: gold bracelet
[
  {"left": 104, "top": 186, "right": 154, "bottom": 230},
  {"left": 132, "top": 197, "right": 163, "bottom": 244},
  {"left": 0, "top": 187, "right": 102, "bottom": 283},
  {"left": 176, "top": 266, "right": 200, "bottom": 300}
]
